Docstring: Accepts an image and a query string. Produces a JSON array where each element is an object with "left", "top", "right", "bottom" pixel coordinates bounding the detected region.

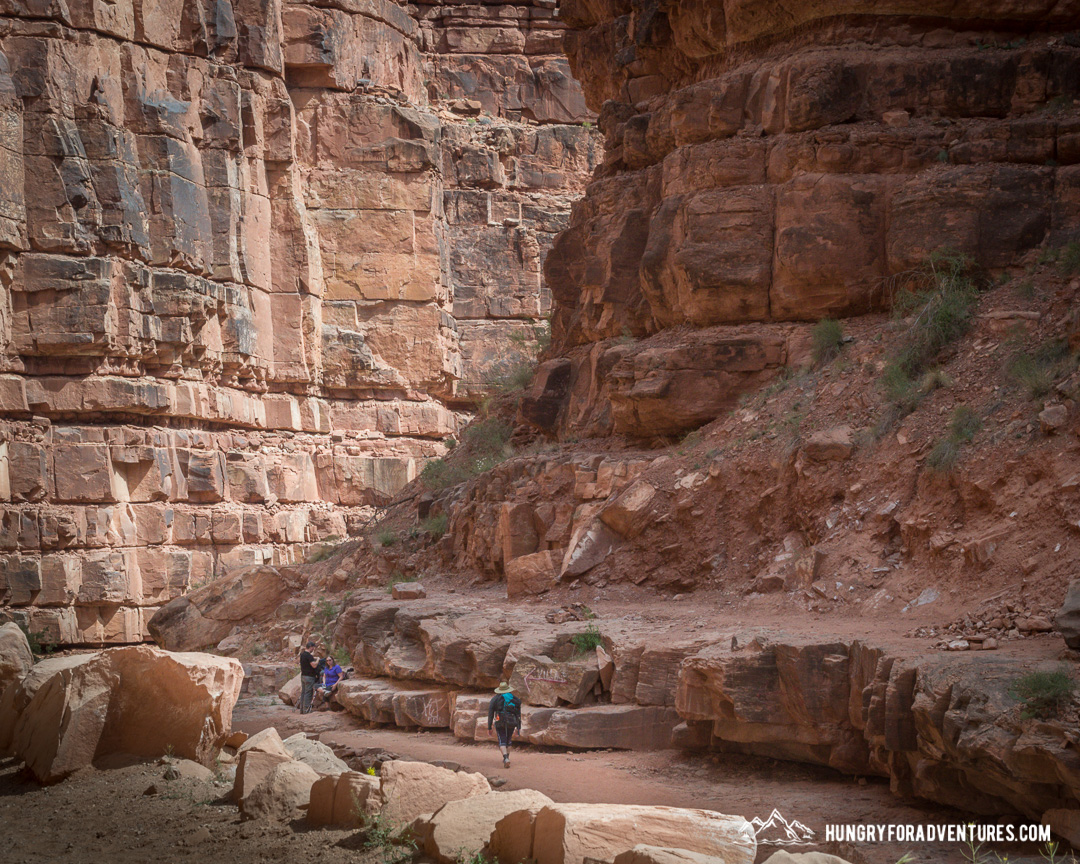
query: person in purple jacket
[{"left": 314, "top": 653, "right": 343, "bottom": 710}]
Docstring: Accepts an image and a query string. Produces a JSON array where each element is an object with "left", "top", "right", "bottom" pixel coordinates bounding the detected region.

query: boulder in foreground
[
  {"left": 499, "top": 803, "right": 756, "bottom": 864},
  {"left": 377, "top": 760, "right": 490, "bottom": 824},
  {"left": 414, "top": 788, "right": 554, "bottom": 864},
  {"left": 0, "top": 622, "right": 33, "bottom": 697},
  {"left": 1, "top": 646, "right": 242, "bottom": 783}
]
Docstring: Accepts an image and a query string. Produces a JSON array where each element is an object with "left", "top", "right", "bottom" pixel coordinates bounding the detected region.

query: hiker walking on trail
[
  {"left": 298, "top": 640, "right": 320, "bottom": 714},
  {"left": 487, "top": 681, "right": 521, "bottom": 768}
]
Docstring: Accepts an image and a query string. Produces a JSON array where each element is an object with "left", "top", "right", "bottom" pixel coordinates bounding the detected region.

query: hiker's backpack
[{"left": 496, "top": 693, "right": 520, "bottom": 726}]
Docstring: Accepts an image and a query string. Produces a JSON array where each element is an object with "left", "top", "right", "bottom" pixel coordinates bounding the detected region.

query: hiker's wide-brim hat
[{"left": 494, "top": 683, "right": 512, "bottom": 694}]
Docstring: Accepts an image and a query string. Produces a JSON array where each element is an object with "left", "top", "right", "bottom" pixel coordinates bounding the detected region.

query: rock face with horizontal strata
[
  {"left": 0, "top": 0, "right": 599, "bottom": 644},
  {"left": 522, "top": 0, "right": 1080, "bottom": 440}
]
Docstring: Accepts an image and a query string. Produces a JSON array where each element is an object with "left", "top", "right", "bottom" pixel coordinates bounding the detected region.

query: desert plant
[
  {"left": 876, "top": 250, "right": 981, "bottom": 431},
  {"left": 927, "top": 405, "right": 982, "bottom": 472},
  {"left": 359, "top": 812, "right": 417, "bottom": 864},
  {"left": 386, "top": 571, "right": 416, "bottom": 594},
  {"left": 1008, "top": 339, "right": 1073, "bottom": 399},
  {"left": 251, "top": 644, "right": 265, "bottom": 657},
  {"left": 1010, "top": 668, "right": 1076, "bottom": 719},
  {"left": 16, "top": 622, "right": 51, "bottom": 657},
  {"left": 376, "top": 528, "right": 398, "bottom": 548},
  {"left": 1060, "top": 240, "right": 1080, "bottom": 275},
  {"left": 311, "top": 597, "right": 339, "bottom": 631},
  {"left": 419, "top": 512, "right": 448, "bottom": 539},
  {"left": 811, "top": 318, "right": 844, "bottom": 363},
  {"left": 571, "top": 624, "right": 603, "bottom": 656},
  {"left": 458, "top": 851, "right": 494, "bottom": 864},
  {"left": 888, "top": 250, "right": 980, "bottom": 376}
]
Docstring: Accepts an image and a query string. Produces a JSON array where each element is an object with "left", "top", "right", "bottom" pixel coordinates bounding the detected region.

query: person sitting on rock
[
  {"left": 314, "top": 653, "right": 343, "bottom": 710},
  {"left": 487, "top": 681, "right": 522, "bottom": 768},
  {"left": 298, "top": 640, "right": 320, "bottom": 714}
]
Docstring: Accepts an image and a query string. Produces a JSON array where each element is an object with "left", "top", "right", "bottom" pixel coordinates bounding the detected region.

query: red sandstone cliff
[{"left": 0, "top": 0, "right": 599, "bottom": 645}]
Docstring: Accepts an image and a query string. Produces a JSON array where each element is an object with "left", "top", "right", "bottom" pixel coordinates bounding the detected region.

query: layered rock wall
[
  {"left": 524, "top": 0, "right": 1080, "bottom": 439},
  {"left": 0, "top": 0, "right": 599, "bottom": 644}
]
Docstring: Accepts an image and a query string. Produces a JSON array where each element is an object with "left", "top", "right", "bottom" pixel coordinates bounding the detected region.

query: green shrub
[
  {"left": 420, "top": 457, "right": 471, "bottom": 490},
  {"left": 1010, "top": 668, "right": 1076, "bottom": 719},
  {"left": 420, "top": 512, "right": 448, "bottom": 539},
  {"left": 333, "top": 644, "right": 350, "bottom": 665},
  {"left": 386, "top": 571, "right": 416, "bottom": 594},
  {"left": 889, "top": 250, "right": 980, "bottom": 377},
  {"left": 811, "top": 318, "right": 844, "bottom": 363},
  {"left": 251, "top": 644, "right": 265, "bottom": 657},
  {"left": 571, "top": 624, "right": 603, "bottom": 656},
  {"left": 926, "top": 405, "right": 982, "bottom": 473},
  {"left": 463, "top": 416, "right": 512, "bottom": 456},
  {"left": 359, "top": 812, "right": 417, "bottom": 864},
  {"left": 16, "top": 622, "right": 51, "bottom": 657},
  {"left": 1008, "top": 339, "right": 1073, "bottom": 399},
  {"left": 376, "top": 528, "right": 398, "bottom": 547},
  {"left": 876, "top": 251, "right": 981, "bottom": 430},
  {"left": 1059, "top": 240, "right": 1080, "bottom": 275}
]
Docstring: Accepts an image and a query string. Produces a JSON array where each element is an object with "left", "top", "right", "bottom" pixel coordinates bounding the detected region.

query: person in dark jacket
[
  {"left": 487, "top": 681, "right": 521, "bottom": 768},
  {"left": 298, "top": 640, "right": 319, "bottom": 714}
]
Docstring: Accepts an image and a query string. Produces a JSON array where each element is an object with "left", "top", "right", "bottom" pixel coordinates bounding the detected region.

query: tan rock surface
[
  {"left": 376, "top": 760, "right": 491, "bottom": 825},
  {"left": 522, "top": 804, "right": 756, "bottom": 864},
  {"left": 415, "top": 788, "right": 554, "bottom": 864},
  {"left": 4, "top": 646, "right": 241, "bottom": 783},
  {"left": 0, "top": 622, "right": 33, "bottom": 697},
  {"left": 241, "top": 760, "right": 321, "bottom": 821}
]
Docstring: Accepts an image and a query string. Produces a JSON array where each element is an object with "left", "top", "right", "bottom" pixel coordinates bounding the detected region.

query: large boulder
[
  {"left": 0, "top": 623, "right": 33, "bottom": 698},
  {"left": 415, "top": 788, "right": 553, "bottom": 864},
  {"left": 377, "top": 760, "right": 491, "bottom": 825},
  {"left": 233, "top": 727, "right": 294, "bottom": 805},
  {"left": 516, "top": 804, "right": 756, "bottom": 864},
  {"left": 509, "top": 655, "right": 599, "bottom": 707},
  {"left": 241, "top": 760, "right": 320, "bottom": 821},
  {"left": 1055, "top": 579, "right": 1080, "bottom": 649},
  {"left": 279, "top": 673, "right": 302, "bottom": 706},
  {"left": 309, "top": 771, "right": 381, "bottom": 827},
  {"left": 148, "top": 565, "right": 295, "bottom": 651},
  {"left": 283, "top": 732, "right": 349, "bottom": 775},
  {"left": 1, "top": 646, "right": 242, "bottom": 783}
]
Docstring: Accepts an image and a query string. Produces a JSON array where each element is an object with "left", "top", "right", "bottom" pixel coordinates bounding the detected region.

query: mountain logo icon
[{"left": 749, "top": 809, "right": 816, "bottom": 845}]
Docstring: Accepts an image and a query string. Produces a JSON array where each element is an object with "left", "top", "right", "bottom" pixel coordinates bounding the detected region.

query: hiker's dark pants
[
  {"left": 494, "top": 722, "right": 516, "bottom": 748},
  {"left": 300, "top": 675, "right": 317, "bottom": 714}
]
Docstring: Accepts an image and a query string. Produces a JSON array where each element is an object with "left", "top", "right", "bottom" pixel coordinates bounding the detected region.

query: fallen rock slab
[
  {"left": 415, "top": 788, "right": 553, "bottom": 864},
  {"left": 377, "top": 760, "right": 490, "bottom": 824},
  {"left": 309, "top": 771, "right": 381, "bottom": 827},
  {"left": 523, "top": 804, "right": 756, "bottom": 864},
  {"left": 0, "top": 622, "right": 33, "bottom": 698},
  {"left": 279, "top": 673, "right": 302, "bottom": 707},
  {"left": 3, "top": 646, "right": 242, "bottom": 783},
  {"left": 241, "top": 760, "right": 320, "bottom": 821},
  {"left": 148, "top": 565, "right": 295, "bottom": 651},
  {"left": 283, "top": 732, "right": 349, "bottom": 775}
]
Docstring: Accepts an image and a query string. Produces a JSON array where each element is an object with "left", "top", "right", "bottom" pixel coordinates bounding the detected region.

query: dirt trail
[{"left": 234, "top": 698, "right": 1003, "bottom": 864}]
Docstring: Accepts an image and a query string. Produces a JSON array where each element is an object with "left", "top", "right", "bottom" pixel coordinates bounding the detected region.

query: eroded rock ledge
[
  {"left": 314, "top": 598, "right": 1080, "bottom": 829},
  {"left": 525, "top": 0, "right": 1080, "bottom": 439}
]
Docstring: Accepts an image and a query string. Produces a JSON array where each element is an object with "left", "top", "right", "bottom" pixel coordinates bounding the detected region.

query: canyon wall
[
  {"left": 0, "top": 0, "right": 599, "bottom": 645},
  {"left": 523, "top": 0, "right": 1080, "bottom": 439}
]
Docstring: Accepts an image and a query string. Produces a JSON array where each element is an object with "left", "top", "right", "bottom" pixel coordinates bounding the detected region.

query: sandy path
[{"left": 234, "top": 698, "right": 1000, "bottom": 864}]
